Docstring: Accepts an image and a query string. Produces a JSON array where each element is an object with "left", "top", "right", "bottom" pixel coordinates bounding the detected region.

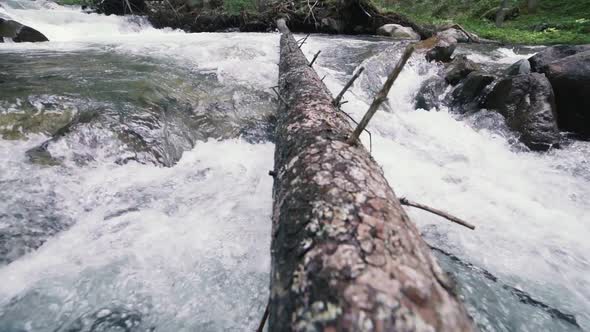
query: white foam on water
[
  {"left": 302, "top": 36, "right": 590, "bottom": 330},
  {"left": 0, "top": 138, "right": 274, "bottom": 330}
]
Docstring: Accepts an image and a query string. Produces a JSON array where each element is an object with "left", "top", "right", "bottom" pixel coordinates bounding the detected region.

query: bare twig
[
  {"left": 297, "top": 34, "right": 310, "bottom": 48},
  {"left": 333, "top": 67, "right": 365, "bottom": 107},
  {"left": 347, "top": 45, "right": 414, "bottom": 145},
  {"left": 271, "top": 87, "right": 289, "bottom": 106},
  {"left": 304, "top": 0, "right": 319, "bottom": 26},
  {"left": 399, "top": 197, "right": 475, "bottom": 230},
  {"left": 256, "top": 301, "right": 270, "bottom": 332},
  {"left": 309, "top": 50, "right": 321, "bottom": 67},
  {"left": 338, "top": 109, "right": 372, "bottom": 153}
]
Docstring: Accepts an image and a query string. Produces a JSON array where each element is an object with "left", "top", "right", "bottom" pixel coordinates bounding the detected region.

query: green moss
[{"left": 374, "top": 0, "right": 590, "bottom": 44}]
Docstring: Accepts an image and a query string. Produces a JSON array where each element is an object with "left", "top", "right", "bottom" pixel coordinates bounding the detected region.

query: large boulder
[
  {"left": 505, "top": 59, "right": 531, "bottom": 76},
  {"left": 376, "top": 24, "right": 420, "bottom": 40},
  {"left": 424, "top": 35, "right": 457, "bottom": 63},
  {"left": 483, "top": 73, "right": 560, "bottom": 151},
  {"left": 451, "top": 71, "right": 495, "bottom": 112},
  {"left": 445, "top": 54, "right": 480, "bottom": 85},
  {"left": 542, "top": 51, "right": 590, "bottom": 136},
  {"left": 528, "top": 45, "right": 590, "bottom": 72},
  {"left": 0, "top": 18, "right": 49, "bottom": 42},
  {"left": 415, "top": 76, "right": 448, "bottom": 111}
]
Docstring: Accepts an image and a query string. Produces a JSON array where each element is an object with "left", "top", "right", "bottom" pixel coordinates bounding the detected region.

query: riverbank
[{"left": 374, "top": 0, "right": 590, "bottom": 45}]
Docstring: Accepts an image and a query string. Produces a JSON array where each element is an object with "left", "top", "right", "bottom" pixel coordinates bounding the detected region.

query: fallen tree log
[{"left": 269, "top": 19, "right": 474, "bottom": 331}]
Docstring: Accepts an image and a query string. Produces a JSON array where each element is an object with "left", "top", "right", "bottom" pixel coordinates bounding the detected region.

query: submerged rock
[
  {"left": 376, "top": 24, "right": 420, "bottom": 40},
  {"left": 542, "top": 51, "right": 590, "bottom": 136},
  {"left": 484, "top": 73, "right": 560, "bottom": 151},
  {"left": 528, "top": 45, "right": 590, "bottom": 72},
  {"left": 424, "top": 35, "right": 457, "bottom": 63},
  {"left": 445, "top": 54, "right": 480, "bottom": 85},
  {"left": 0, "top": 18, "right": 49, "bottom": 42}
]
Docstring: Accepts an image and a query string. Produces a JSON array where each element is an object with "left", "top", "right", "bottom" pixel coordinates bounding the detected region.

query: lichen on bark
[{"left": 269, "top": 21, "right": 474, "bottom": 332}]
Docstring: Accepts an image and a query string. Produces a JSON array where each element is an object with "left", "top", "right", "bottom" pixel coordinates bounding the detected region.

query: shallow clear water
[{"left": 1, "top": 1, "right": 589, "bottom": 331}]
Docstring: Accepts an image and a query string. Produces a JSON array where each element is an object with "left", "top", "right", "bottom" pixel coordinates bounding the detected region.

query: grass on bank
[{"left": 374, "top": 0, "right": 590, "bottom": 44}]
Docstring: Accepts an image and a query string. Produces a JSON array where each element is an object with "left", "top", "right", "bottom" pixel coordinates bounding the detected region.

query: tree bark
[{"left": 269, "top": 19, "right": 474, "bottom": 332}]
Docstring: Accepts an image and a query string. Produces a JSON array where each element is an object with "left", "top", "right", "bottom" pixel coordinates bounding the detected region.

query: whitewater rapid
[{"left": 1, "top": 1, "right": 589, "bottom": 331}]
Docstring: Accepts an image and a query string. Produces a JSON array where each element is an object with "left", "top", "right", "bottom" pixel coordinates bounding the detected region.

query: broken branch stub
[{"left": 269, "top": 19, "right": 474, "bottom": 331}]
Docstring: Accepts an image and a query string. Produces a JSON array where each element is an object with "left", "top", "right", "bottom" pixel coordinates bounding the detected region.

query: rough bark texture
[{"left": 269, "top": 21, "right": 474, "bottom": 332}]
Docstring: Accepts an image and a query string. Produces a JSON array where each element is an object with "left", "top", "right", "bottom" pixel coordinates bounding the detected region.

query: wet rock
[
  {"left": 437, "top": 28, "right": 473, "bottom": 43},
  {"left": 542, "top": 51, "right": 590, "bottom": 136},
  {"left": 376, "top": 24, "right": 420, "bottom": 40},
  {"left": 445, "top": 54, "right": 480, "bottom": 85},
  {"left": 451, "top": 71, "right": 495, "bottom": 112},
  {"left": 529, "top": 45, "right": 590, "bottom": 72},
  {"left": 0, "top": 18, "right": 49, "bottom": 42},
  {"left": 415, "top": 76, "right": 448, "bottom": 111},
  {"left": 483, "top": 73, "right": 560, "bottom": 151},
  {"left": 505, "top": 59, "right": 531, "bottom": 76},
  {"left": 425, "top": 35, "right": 457, "bottom": 63}
]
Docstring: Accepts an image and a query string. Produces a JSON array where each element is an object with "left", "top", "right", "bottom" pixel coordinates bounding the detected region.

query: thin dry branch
[
  {"left": 347, "top": 45, "right": 414, "bottom": 144},
  {"left": 400, "top": 198, "right": 476, "bottom": 230},
  {"left": 256, "top": 301, "right": 270, "bottom": 332},
  {"left": 333, "top": 67, "right": 365, "bottom": 107},
  {"left": 309, "top": 50, "right": 321, "bottom": 67}
]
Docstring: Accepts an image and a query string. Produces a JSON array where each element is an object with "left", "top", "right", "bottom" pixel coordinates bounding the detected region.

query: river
[{"left": 1, "top": 1, "right": 589, "bottom": 331}]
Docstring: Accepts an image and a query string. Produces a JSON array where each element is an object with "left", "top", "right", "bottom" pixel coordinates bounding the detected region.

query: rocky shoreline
[{"left": 416, "top": 43, "right": 590, "bottom": 151}]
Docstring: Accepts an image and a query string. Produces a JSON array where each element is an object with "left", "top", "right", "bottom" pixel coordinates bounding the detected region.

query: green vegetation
[
  {"left": 373, "top": 0, "right": 590, "bottom": 44},
  {"left": 222, "top": 0, "right": 258, "bottom": 14}
]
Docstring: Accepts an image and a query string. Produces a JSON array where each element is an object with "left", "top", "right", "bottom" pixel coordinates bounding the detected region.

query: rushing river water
[{"left": 1, "top": 1, "right": 589, "bottom": 331}]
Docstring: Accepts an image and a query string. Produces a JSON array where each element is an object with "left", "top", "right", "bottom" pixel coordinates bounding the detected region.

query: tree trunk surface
[{"left": 269, "top": 20, "right": 475, "bottom": 332}]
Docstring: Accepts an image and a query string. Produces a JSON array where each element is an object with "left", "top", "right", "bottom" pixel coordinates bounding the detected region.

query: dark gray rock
[
  {"left": 445, "top": 54, "right": 480, "bottom": 85},
  {"left": 0, "top": 18, "right": 49, "bottom": 42},
  {"left": 451, "top": 71, "right": 495, "bottom": 112},
  {"left": 529, "top": 45, "right": 590, "bottom": 72},
  {"left": 415, "top": 76, "right": 448, "bottom": 110},
  {"left": 483, "top": 73, "right": 560, "bottom": 151},
  {"left": 543, "top": 51, "right": 590, "bottom": 136},
  {"left": 425, "top": 36, "right": 457, "bottom": 63},
  {"left": 505, "top": 59, "right": 531, "bottom": 76}
]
